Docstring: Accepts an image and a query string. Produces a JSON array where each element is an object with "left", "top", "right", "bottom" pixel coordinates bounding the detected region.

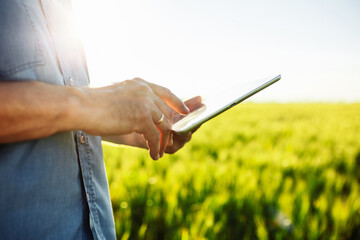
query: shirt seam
[{"left": 84, "top": 135, "right": 106, "bottom": 240}]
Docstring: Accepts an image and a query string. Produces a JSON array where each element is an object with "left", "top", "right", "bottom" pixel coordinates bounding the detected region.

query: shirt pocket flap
[{"left": 0, "top": 1, "right": 45, "bottom": 78}]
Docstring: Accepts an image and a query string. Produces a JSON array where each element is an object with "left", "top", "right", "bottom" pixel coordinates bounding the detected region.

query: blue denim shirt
[{"left": 0, "top": 1, "right": 116, "bottom": 239}]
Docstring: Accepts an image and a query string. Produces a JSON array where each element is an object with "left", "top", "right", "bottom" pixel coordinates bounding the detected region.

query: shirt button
[
  {"left": 69, "top": 77, "right": 74, "bottom": 86},
  {"left": 80, "top": 134, "right": 86, "bottom": 144}
]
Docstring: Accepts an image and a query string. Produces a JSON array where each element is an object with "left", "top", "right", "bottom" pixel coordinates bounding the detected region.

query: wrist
[{"left": 58, "top": 86, "right": 90, "bottom": 133}]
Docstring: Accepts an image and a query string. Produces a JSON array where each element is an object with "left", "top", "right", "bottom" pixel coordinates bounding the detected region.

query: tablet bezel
[{"left": 172, "top": 74, "right": 281, "bottom": 134}]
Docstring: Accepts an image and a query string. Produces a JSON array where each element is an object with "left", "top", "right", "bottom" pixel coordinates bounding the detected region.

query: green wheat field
[{"left": 103, "top": 103, "right": 360, "bottom": 240}]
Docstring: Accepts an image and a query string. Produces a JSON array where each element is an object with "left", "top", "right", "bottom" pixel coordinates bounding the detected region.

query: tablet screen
[{"left": 172, "top": 75, "right": 281, "bottom": 134}]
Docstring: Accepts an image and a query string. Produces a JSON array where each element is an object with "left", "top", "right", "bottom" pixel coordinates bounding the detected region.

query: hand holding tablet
[{"left": 172, "top": 74, "right": 281, "bottom": 134}]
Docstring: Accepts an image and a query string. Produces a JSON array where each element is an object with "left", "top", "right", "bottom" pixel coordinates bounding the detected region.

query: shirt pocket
[{"left": 0, "top": 0, "right": 45, "bottom": 78}]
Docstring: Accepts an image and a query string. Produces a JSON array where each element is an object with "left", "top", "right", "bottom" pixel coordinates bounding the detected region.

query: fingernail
[{"left": 156, "top": 154, "right": 160, "bottom": 160}]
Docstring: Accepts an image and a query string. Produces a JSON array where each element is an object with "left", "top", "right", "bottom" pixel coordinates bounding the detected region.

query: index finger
[
  {"left": 147, "top": 82, "right": 189, "bottom": 115},
  {"left": 173, "top": 96, "right": 203, "bottom": 123},
  {"left": 183, "top": 96, "right": 202, "bottom": 112}
]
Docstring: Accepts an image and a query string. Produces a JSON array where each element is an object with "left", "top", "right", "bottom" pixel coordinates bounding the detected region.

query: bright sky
[{"left": 72, "top": 0, "right": 360, "bottom": 102}]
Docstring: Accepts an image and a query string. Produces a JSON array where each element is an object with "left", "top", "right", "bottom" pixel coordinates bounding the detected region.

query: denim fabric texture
[{"left": 0, "top": 0, "right": 116, "bottom": 239}]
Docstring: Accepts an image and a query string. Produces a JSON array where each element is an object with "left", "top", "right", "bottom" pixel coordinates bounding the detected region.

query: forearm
[
  {"left": 0, "top": 78, "right": 190, "bottom": 159},
  {"left": 0, "top": 80, "right": 83, "bottom": 143}
]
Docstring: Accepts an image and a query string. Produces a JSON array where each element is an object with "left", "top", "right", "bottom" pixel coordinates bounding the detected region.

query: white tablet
[{"left": 172, "top": 74, "right": 281, "bottom": 134}]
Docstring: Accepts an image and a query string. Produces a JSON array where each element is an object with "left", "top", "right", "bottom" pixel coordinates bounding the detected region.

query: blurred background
[
  {"left": 72, "top": 0, "right": 360, "bottom": 239},
  {"left": 72, "top": 0, "right": 360, "bottom": 102}
]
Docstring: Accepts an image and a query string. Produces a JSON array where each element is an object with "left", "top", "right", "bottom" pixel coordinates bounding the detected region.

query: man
[{"left": 0, "top": 0, "right": 201, "bottom": 239}]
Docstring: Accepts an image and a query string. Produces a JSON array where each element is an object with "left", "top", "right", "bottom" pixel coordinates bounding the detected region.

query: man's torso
[{"left": 0, "top": 1, "right": 115, "bottom": 239}]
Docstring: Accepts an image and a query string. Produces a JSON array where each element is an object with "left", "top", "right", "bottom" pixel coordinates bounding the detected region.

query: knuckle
[
  {"left": 164, "top": 117, "right": 172, "bottom": 129},
  {"left": 132, "top": 77, "right": 144, "bottom": 82},
  {"left": 138, "top": 84, "right": 151, "bottom": 93},
  {"left": 158, "top": 118, "right": 171, "bottom": 131},
  {"left": 165, "top": 108, "right": 173, "bottom": 122},
  {"left": 162, "top": 87, "right": 172, "bottom": 97},
  {"left": 124, "top": 79, "right": 132, "bottom": 85}
]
